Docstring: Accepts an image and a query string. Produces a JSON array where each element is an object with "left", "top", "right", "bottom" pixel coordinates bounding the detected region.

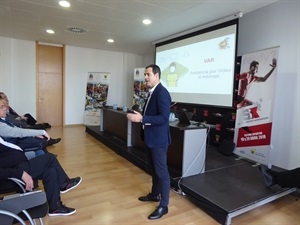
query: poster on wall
[
  {"left": 234, "top": 47, "right": 279, "bottom": 166},
  {"left": 133, "top": 67, "right": 147, "bottom": 111},
  {"left": 84, "top": 72, "right": 110, "bottom": 126}
]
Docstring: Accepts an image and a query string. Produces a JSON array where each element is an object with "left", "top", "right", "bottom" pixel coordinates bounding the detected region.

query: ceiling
[{"left": 0, "top": 0, "right": 279, "bottom": 55}]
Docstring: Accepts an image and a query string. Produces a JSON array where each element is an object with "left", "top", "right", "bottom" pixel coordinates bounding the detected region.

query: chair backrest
[{"left": 218, "top": 139, "right": 236, "bottom": 156}]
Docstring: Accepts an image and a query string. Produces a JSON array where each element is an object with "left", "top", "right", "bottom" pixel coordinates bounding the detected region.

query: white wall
[
  {"left": 123, "top": 53, "right": 146, "bottom": 106},
  {"left": 0, "top": 40, "right": 143, "bottom": 125},
  {"left": 238, "top": 0, "right": 299, "bottom": 169},
  {"left": 64, "top": 46, "right": 139, "bottom": 125},
  {"left": 0, "top": 37, "right": 36, "bottom": 116}
]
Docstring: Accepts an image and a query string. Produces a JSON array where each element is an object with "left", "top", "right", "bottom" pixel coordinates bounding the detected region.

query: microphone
[
  {"left": 170, "top": 102, "right": 177, "bottom": 108},
  {"left": 131, "top": 104, "right": 139, "bottom": 111}
]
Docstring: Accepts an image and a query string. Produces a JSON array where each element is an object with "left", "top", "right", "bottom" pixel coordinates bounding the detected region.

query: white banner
[
  {"left": 234, "top": 47, "right": 279, "bottom": 165},
  {"left": 84, "top": 72, "right": 110, "bottom": 126}
]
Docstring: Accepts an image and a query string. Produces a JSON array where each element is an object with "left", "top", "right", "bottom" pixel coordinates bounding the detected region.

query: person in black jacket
[{"left": 0, "top": 137, "right": 82, "bottom": 216}]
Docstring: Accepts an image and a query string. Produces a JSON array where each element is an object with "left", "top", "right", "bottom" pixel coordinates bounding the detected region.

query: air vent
[{"left": 65, "top": 26, "right": 87, "bottom": 34}]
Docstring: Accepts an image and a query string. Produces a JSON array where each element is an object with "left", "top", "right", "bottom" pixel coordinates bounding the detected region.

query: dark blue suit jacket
[{"left": 141, "top": 83, "right": 171, "bottom": 149}]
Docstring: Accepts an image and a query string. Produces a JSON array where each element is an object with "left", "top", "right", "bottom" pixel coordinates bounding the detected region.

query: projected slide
[{"left": 156, "top": 22, "right": 238, "bottom": 107}]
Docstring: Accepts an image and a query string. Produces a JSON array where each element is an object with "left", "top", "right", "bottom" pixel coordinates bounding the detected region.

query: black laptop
[{"left": 173, "top": 110, "right": 193, "bottom": 125}]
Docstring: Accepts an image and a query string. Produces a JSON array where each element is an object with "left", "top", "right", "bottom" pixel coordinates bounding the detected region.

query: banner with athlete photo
[
  {"left": 84, "top": 72, "right": 110, "bottom": 126},
  {"left": 234, "top": 47, "right": 279, "bottom": 165},
  {"left": 133, "top": 67, "right": 147, "bottom": 111}
]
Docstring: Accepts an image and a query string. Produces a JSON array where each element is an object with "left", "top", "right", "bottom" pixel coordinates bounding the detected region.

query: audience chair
[
  {"left": 0, "top": 190, "right": 47, "bottom": 225},
  {"left": 0, "top": 178, "right": 47, "bottom": 225}
]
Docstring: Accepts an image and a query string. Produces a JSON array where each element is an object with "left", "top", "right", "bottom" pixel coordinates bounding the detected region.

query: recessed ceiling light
[
  {"left": 46, "top": 29, "right": 55, "bottom": 34},
  {"left": 143, "top": 19, "right": 152, "bottom": 25},
  {"left": 59, "top": 1, "right": 70, "bottom": 8},
  {"left": 107, "top": 39, "right": 114, "bottom": 43}
]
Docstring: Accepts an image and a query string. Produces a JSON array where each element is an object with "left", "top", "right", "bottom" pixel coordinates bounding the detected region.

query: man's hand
[
  {"left": 36, "top": 131, "right": 50, "bottom": 140},
  {"left": 21, "top": 171, "right": 34, "bottom": 191},
  {"left": 20, "top": 115, "right": 28, "bottom": 120},
  {"left": 270, "top": 58, "right": 277, "bottom": 67},
  {"left": 126, "top": 111, "right": 142, "bottom": 123}
]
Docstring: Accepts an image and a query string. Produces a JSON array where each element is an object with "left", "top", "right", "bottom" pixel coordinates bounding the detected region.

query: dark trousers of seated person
[
  {"left": 27, "top": 124, "right": 48, "bottom": 130},
  {"left": 3, "top": 137, "right": 48, "bottom": 153},
  {"left": 23, "top": 113, "right": 37, "bottom": 126},
  {"left": 16, "top": 153, "right": 69, "bottom": 210},
  {"left": 269, "top": 168, "right": 300, "bottom": 188}
]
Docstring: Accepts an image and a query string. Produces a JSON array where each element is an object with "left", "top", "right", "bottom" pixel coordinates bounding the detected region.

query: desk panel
[
  {"left": 131, "top": 122, "right": 147, "bottom": 151},
  {"left": 102, "top": 109, "right": 127, "bottom": 142},
  {"left": 100, "top": 109, "right": 207, "bottom": 178}
]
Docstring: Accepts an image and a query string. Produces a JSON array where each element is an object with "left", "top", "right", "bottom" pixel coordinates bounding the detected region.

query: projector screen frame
[{"left": 155, "top": 19, "right": 239, "bottom": 109}]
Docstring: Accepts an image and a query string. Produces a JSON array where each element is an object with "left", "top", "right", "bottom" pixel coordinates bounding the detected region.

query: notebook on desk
[{"left": 173, "top": 110, "right": 192, "bottom": 125}]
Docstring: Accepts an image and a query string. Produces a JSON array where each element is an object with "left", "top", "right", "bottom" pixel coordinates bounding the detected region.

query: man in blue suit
[{"left": 127, "top": 64, "right": 171, "bottom": 220}]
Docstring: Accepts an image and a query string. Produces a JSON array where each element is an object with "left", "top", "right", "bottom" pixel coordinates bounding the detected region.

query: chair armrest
[
  {"left": 1, "top": 191, "right": 47, "bottom": 225},
  {"left": 0, "top": 190, "right": 47, "bottom": 211}
]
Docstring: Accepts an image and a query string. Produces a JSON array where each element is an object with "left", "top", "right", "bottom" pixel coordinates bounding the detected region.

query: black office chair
[{"left": 0, "top": 178, "right": 48, "bottom": 225}]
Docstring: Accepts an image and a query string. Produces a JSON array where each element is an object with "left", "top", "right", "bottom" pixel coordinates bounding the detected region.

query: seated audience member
[
  {"left": 0, "top": 92, "right": 54, "bottom": 131},
  {"left": 0, "top": 137, "right": 82, "bottom": 216},
  {"left": 0, "top": 97, "right": 60, "bottom": 147},
  {"left": 259, "top": 165, "right": 300, "bottom": 188}
]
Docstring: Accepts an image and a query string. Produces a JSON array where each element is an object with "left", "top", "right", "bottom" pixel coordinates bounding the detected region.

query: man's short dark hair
[
  {"left": 146, "top": 64, "right": 161, "bottom": 79},
  {"left": 250, "top": 60, "right": 259, "bottom": 69}
]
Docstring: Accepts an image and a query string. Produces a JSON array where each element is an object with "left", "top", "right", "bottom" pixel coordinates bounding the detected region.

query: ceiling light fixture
[
  {"left": 59, "top": 1, "right": 70, "bottom": 8},
  {"left": 65, "top": 26, "right": 87, "bottom": 34},
  {"left": 143, "top": 19, "right": 152, "bottom": 25},
  {"left": 107, "top": 39, "right": 114, "bottom": 43},
  {"left": 46, "top": 29, "right": 55, "bottom": 34}
]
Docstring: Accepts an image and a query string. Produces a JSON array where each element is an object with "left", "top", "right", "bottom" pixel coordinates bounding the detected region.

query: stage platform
[{"left": 86, "top": 125, "right": 296, "bottom": 225}]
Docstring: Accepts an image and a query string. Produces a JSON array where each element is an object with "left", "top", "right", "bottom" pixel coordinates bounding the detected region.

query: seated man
[
  {"left": 259, "top": 165, "right": 300, "bottom": 188},
  {"left": 0, "top": 92, "right": 51, "bottom": 128},
  {"left": 0, "top": 98, "right": 59, "bottom": 150},
  {"left": 0, "top": 137, "right": 82, "bottom": 216},
  {"left": 0, "top": 92, "right": 59, "bottom": 146}
]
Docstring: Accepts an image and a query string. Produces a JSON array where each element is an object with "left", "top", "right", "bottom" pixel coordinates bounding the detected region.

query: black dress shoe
[
  {"left": 47, "top": 138, "right": 61, "bottom": 146},
  {"left": 43, "top": 123, "right": 51, "bottom": 129},
  {"left": 138, "top": 193, "right": 160, "bottom": 202},
  {"left": 148, "top": 206, "right": 168, "bottom": 220}
]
